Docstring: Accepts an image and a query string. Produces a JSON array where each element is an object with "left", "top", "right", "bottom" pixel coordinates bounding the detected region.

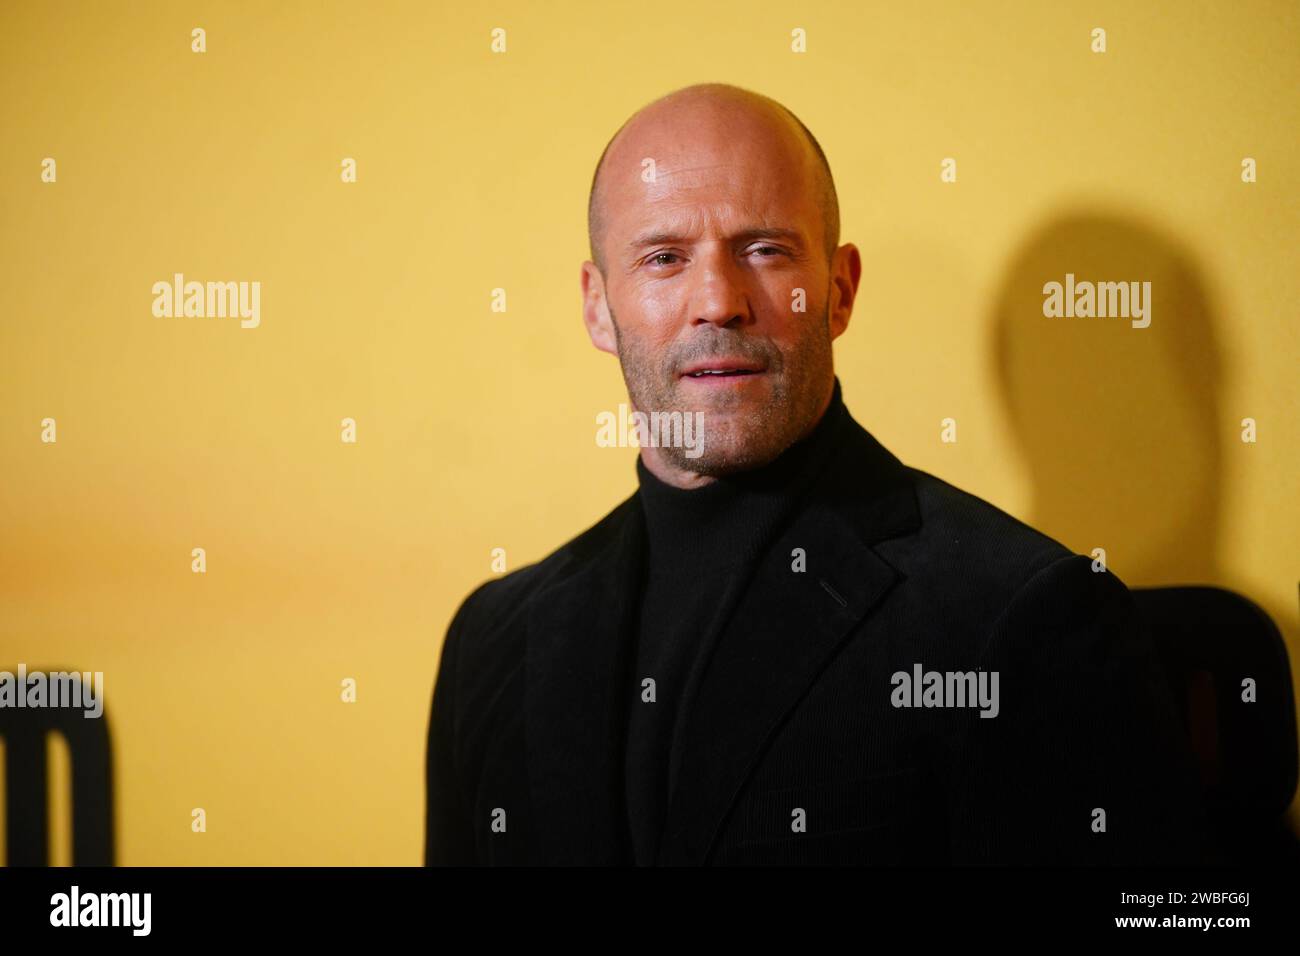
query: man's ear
[
  {"left": 828, "top": 242, "right": 862, "bottom": 341},
  {"left": 581, "top": 260, "right": 618, "bottom": 355}
]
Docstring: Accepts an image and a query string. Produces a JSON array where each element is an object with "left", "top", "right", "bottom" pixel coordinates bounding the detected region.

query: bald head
[{"left": 586, "top": 83, "right": 840, "bottom": 275}]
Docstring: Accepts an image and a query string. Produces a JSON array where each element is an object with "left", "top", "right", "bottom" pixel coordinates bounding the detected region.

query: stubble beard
[{"left": 609, "top": 305, "right": 835, "bottom": 477}]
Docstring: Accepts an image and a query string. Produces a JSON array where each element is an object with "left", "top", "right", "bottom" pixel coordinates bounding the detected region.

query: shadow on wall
[
  {"left": 991, "top": 211, "right": 1225, "bottom": 587},
  {"left": 989, "top": 211, "right": 1300, "bottom": 846}
]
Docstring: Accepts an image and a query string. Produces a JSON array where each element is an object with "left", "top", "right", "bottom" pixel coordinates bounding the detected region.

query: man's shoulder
[
  {"left": 833, "top": 412, "right": 1077, "bottom": 581},
  {"left": 446, "top": 492, "right": 639, "bottom": 639},
  {"left": 864, "top": 462, "right": 1142, "bottom": 660},
  {"left": 908, "top": 467, "right": 1070, "bottom": 554},
  {"left": 832, "top": 410, "right": 1078, "bottom": 584},
  {"left": 883, "top": 463, "right": 1089, "bottom": 600}
]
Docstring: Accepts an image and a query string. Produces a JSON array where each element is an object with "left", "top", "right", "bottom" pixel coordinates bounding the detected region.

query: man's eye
[
  {"left": 750, "top": 245, "right": 784, "bottom": 257},
  {"left": 650, "top": 252, "right": 680, "bottom": 266}
]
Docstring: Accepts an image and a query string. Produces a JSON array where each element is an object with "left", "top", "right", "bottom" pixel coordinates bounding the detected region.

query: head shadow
[{"left": 990, "top": 211, "right": 1224, "bottom": 586}]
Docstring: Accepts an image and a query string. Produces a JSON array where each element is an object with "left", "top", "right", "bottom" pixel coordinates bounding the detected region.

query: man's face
[{"left": 583, "top": 102, "right": 854, "bottom": 478}]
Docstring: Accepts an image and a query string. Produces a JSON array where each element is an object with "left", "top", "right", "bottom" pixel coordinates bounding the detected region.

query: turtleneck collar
[{"left": 634, "top": 377, "right": 849, "bottom": 564}]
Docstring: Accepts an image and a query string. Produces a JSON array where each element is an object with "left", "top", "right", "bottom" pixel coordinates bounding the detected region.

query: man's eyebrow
[{"left": 626, "top": 227, "right": 806, "bottom": 251}]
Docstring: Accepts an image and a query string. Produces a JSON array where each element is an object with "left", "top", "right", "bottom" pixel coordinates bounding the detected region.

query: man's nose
[{"left": 687, "top": 246, "right": 753, "bottom": 329}]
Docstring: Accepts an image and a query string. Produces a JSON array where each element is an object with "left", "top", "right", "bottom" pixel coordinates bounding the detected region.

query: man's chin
[
  {"left": 676, "top": 377, "right": 773, "bottom": 413},
  {"left": 664, "top": 434, "right": 788, "bottom": 477}
]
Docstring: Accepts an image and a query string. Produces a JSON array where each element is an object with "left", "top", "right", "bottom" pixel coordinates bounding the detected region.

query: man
[{"left": 425, "top": 83, "right": 1209, "bottom": 865}]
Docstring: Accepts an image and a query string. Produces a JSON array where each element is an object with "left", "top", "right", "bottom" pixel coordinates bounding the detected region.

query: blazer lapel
[
  {"left": 520, "top": 413, "right": 919, "bottom": 866},
  {"left": 658, "top": 421, "right": 921, "bottom": 865},
  {"left": 523, "top": 497, "right": 645, "bottom": 864}
]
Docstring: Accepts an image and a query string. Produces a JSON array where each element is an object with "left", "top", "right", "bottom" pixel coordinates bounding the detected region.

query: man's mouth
[{"left": 680, "top": 361, "right": 766, "bottom": 380}]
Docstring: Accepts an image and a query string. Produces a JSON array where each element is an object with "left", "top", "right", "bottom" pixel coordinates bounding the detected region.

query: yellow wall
[{"left": 1, "top": 0, "right": 1296, "bottom": 864}]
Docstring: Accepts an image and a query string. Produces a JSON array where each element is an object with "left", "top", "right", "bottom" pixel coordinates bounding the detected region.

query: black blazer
[{"left": 425, "top": 407, "right": 1210, "bottom": 865}]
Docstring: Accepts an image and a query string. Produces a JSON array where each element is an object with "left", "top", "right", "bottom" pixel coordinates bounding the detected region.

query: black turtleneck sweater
[{"left": 624, "top": 378, "right": 850, "bottom": 865}]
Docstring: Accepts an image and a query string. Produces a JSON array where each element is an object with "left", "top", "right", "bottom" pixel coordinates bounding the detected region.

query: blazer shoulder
[
  {"left": 445, "top": 491, "right": 639, "bottom": 642},
  {"left": 890, "top": 465, "right": 1081, "bottom": 596}
]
